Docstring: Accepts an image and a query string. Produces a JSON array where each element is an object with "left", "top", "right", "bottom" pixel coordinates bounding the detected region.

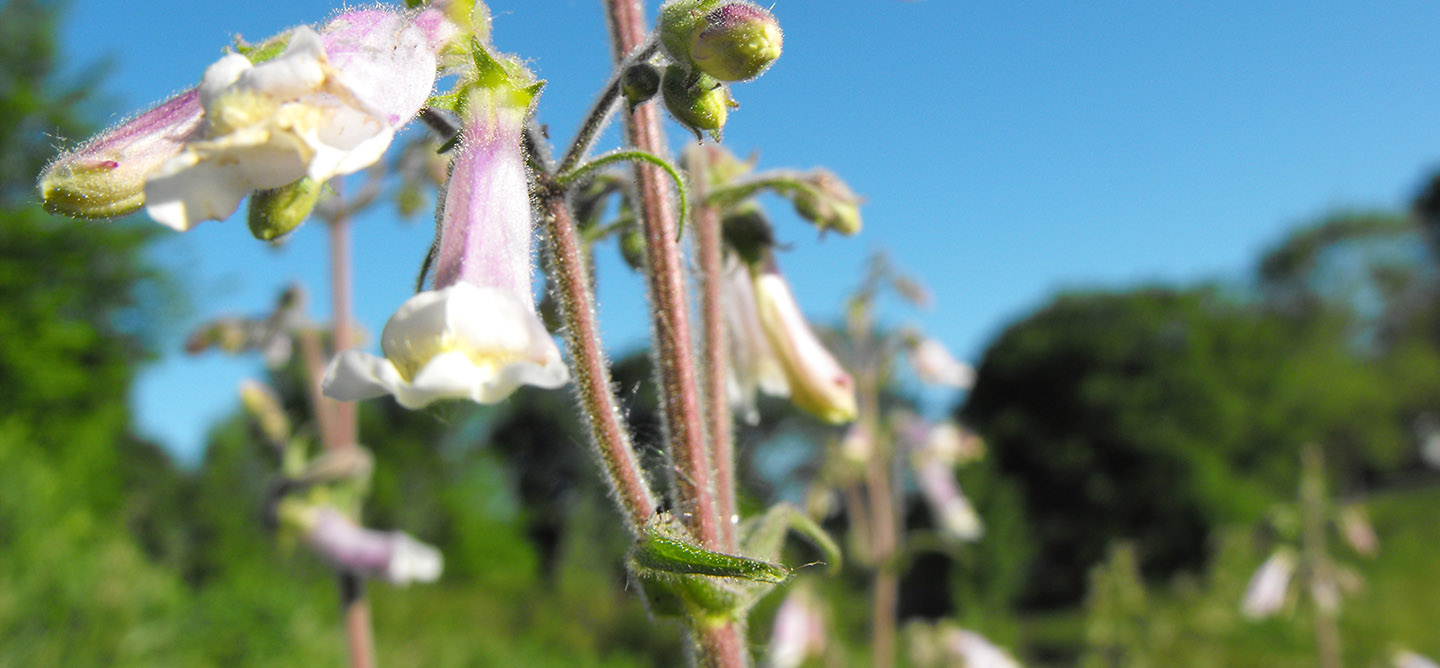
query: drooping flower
[
  {"left": 938, "top": 626, "right": 1022, "bottom": 668},
  {"left": 912, "top": 454, "right": 983, "bottom": 542},
  {"left": 720, "top": 256, "right": 789, "bottom": 423},
  {"left": 1394, "top": 651, "right": 1440, "bottom": 668},
  {"left": 301, "top": 506, "right": 442, "bottom": 585},
  {"left": 751, "top": 257, "right": 857, "bottom": 424},
  {"left": 1241, "top": 548, "right": 1297, "bottom": 619},
  {"left": 145, "top": 9, "right": 450, "bottom": 230},
  {"left": 323, "top": 52, "right": 567, "bottom": 409}
]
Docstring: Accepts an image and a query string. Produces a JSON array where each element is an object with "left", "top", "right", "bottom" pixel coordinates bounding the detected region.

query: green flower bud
[
  {"left": 620, "top": 227, "right": 647, "bottom": 271},
  {"left": 658, "top": 0, "right": 719, "bottom": 64},
  {"left": 248, "top": 177, "right": 323, "bottom": 241},
  {"left": 661, "top": 65, "right": 735, "bottom": 140},
  {"left": 621, "top": 63, "right": 662, "bottom": 109},
  {"left": 690, "top": 3, "right": 782, "bottom": 82},
  {"left": 792, "top": 170, "right": 862, "bottom": 235},
  {"left": 721, "top": 204, "right": 774, "bottom": 265}
]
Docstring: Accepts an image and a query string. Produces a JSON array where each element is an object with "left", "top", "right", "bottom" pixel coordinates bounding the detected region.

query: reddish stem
[
  {"left": 692, "top": 150, "right": 738, "bottom": 551},
  {"left": 602, "top": 0, "right": 719, "bottom": 548}
]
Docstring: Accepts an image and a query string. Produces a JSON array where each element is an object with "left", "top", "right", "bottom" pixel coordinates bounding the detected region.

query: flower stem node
[
  {"left": 661, "top": 65, "right": 734, "bottom": 141},
  {"left": 248, "top": 176, "right": 323, "bottom": 241}
]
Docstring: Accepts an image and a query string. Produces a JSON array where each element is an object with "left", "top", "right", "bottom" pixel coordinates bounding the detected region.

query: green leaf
[{"left": 631, "top": 523, "right": 789, "bottom": 584}]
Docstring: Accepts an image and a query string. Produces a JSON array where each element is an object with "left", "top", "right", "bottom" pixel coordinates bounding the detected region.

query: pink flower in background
[
  {"left": 302, "top": 506, "right": 442, "bottom": 585},
  {"left": 763, "top": 588, "right": 826, "bottom": 668},
  {"left": 908, "top": 336, "right": 975, "bottom": 389},
  {"left": 1241, "top": 548, "right": 1296, "bottom": 619}
]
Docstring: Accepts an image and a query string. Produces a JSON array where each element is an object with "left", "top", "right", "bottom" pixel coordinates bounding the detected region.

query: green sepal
[
  {"left": 233, "top": 33, "right": 290, "bottom": 65},
  {"left": 631, "top": 517, "right": 789, "bottom": 584},
  {"left": 739, "top": 502, "right": 842, "bottom": 574}
]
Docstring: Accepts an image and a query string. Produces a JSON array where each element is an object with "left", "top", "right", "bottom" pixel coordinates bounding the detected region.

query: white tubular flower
[
  {"left": 1241, "top": 548, "right": 1297, "bottom": 619},
  {"left": 1338, "top": 505, "right": 1379, "bottom": 557},
  {"left": 721, "top": 257, "right": 789, "bottom": 423},
  {"left": 145, "top": 8, "right": 449, "bottom": 230},
  {"left": 751, "top": 258, "right": 857, "bottom": 424},
  {"left": 908, "top": 336, "right": 975, "bottom": 389},
  {"left": 763, "top": 587, "right": 827, "bottom": 668},
  {"left": 302, "top": 506, "right": 442, "bottom": 585},
  {"left": 940, "top": 627, "right": 1022, "bottom": 668},
  {"left": 913, "top": 455, "right": 983, "bottom": 542},
  {"left": 924, "top": 421, "right": 985, "bottom": 467},
  {"left": 323, "top": 61, "right": 567, "bottom": 409}
]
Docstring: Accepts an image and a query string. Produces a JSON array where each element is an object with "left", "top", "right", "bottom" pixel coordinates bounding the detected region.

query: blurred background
[{"left": 5, "top": 0, "right": 1440, "bottom": 665}]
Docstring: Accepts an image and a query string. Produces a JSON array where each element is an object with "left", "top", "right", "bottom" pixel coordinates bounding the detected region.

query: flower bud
[
  {"left": 720, "top": 205, "right": 774, "bottom": 265},
  {"left": 658, "top": 0, "right": 717, "bottom": 65},
  {"left": 792, "top": 170, "right": 862, "bottom": 235},
  {"left": 239, "top": 379, "right": 291, "bottom": 447},
  {"left": 620, "top": 227, "right": 647, "bottom": 271},
  {"left": 38, "top": 89, "right": 203, "bottom": 219},
  {"left": 248, "top": 177, "right": 323, "bottom": 241},
  {"left": 661, "top": 65, "right": 734, "bottom": 140},
  {"left": 621, "top": 63, "right": 662, "bottom": 109},
  {"left": 690, "top": 3, "right": 782, "bottom": 82}
]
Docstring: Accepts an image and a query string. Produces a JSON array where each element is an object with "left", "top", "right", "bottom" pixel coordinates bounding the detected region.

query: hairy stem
[
  {"left": 602, "top": 0, "right": 720, "bottom": 549},
  {"left": 558, "top": 40, "right": 660, "bottom": 175},
  {"left": 539, "top": 183, "right": 658, "bottom": 532},
  {"left": 691, "top": 149, "right": 738, "bottom": 551}
]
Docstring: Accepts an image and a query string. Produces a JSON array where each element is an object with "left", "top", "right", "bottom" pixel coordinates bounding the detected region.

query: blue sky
[{"left": 59, "top": 1, "right": 1440, "bottom": 462}]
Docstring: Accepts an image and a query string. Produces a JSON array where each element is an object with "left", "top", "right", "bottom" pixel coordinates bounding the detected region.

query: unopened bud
[
  {"left": 721, "top": 205, "right": 774, "bottom": 265},
  {"left": 661, "top": 65, "right": 734, "bottom": 140},
  {"left": 39, "top": 89, "right": 203, "bottom": 220},
  {"left": 690, "top": 3, "right": 782, "bottom": 82},
  {"left": 248, "top": 177, "right": 322, "bottom": 241},
  {"left": 620, "top": 227, "right": 647, "bottom": 271},
  {"left": 621, "top": 63, "right": 662, "bottom": 109},
  {"left": 658, "top": 0, "right": 716, "bottom": 65},
  {"left": 239, "top": 380, "right": 291, "bottom": 447},
  {"left": 792, "top": 170, "right": 862, "bottom": 235}
]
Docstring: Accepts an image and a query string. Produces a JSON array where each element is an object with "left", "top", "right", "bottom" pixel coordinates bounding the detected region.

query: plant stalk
[{"left": 601, "top": 0, "right": 720, "bottom": 549}]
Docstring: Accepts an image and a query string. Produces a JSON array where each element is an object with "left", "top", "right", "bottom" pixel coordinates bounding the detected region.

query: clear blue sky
[{"left": 59, "top": 1, "right": 1440, "bottom": 462}]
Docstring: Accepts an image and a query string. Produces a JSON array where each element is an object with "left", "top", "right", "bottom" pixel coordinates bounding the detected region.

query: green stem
[
  {"left": 559, "top": 149, "right": 688, "bottom": 237},
  {"left": 558, "top": 40, "right": 661, "bottom": 176}
]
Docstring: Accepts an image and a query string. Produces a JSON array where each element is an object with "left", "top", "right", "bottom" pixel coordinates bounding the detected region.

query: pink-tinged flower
[
  {"left": 839, "top": 423, "right": 873, "bottom": 464},
  {"left": 908, "top": 336, "right": 974, "bottom": 389},
  {"left": 38, "top": 90, "right": 203, "bottom": 219},
  {"left": 922, "top": 420, "right": 985, "bottom": 467},
  {"left": 912, "top": 455, "right": 983, "bottom": 542},
  {"left": 721, "top": 257, "right": 789, "bottom": 422},
  {"left": 143, "top": 7, "right": 450, "bottom": 230},
  {"left": 938, "top": 627, "right": 1022, "bottom": 668},
  {"left": 751, "top": 258, "right": 857, "bottom": 424},
  {"left": 1241, "top": 548, "right": 1296, "bottom": 619},
  {"left": 302, "top": 506, "right": 442, "bottom": 585},
  {"left": 324, "top": 76, "right": 567, "bottom": 409},
  {"left": 763, "top": 587, "right": 826, "bottom": 668}
]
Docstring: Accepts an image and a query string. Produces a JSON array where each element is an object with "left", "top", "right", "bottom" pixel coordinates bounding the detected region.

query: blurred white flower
[
  {"left": 1241, "top": 548, "right": 1297, "bottom": 619},
  {"left": 752, "top": 259, "right": 857, "bottom": 424},
  {"left": 302, "top": 506, "right": 442, "bottom": 585},
  {"left": 1338, "top": 505, "right": 1379, "bottom": 557},
  {"left": 908, "top": 336, "right": 974, "bottom": 389},
  {"left": 940, "top": 627, "right": 1022, "bottom": 668},
  {"left": 721, "top": 257, "right": 790, "bottom": 423},
  {"left": 913, "top": 456, "right": 983, "bottom": 542},
  {"left": 1394, "top": 650, "right": 1440, "bottom": 668},
  {"left": 763, "top": 587, "right": 827, "bottom": 668}
]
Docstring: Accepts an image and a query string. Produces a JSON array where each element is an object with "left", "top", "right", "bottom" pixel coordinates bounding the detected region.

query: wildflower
[
  {"left": 1241, "top": 548, "right": 1297, "bottom": 619},
  {"left": 720, "top": 256, "right": 789, "bottom": 423},
  {"left": 1338, "top": 505, "right": 1379, "bottom": 557},
  {"left": 145, "top": 9, "right": 449, "bottom": 230},
  {"left": 764, "top": 587, "right": 827, "bottom": 668},
  {"left": 324, "top": 50, "right": 567, "bottom": 409},
  {"left": 751, "top": 257, "right": 857, "bottom": 424},
  {"left": 301, "top": 506, "right": 442, "bottom": 585},
  {"left": 912, "top": 454, "right": 983, "bottom": 542},
  {"left": 1394, "top": 651, "right": 1440, "bottom": 668},
  {"left": 938, "top": 626, "right": 1022, "bottom": 668},
  {"left": 908, "top": 336, "right": 974, "bottom": 389}
]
